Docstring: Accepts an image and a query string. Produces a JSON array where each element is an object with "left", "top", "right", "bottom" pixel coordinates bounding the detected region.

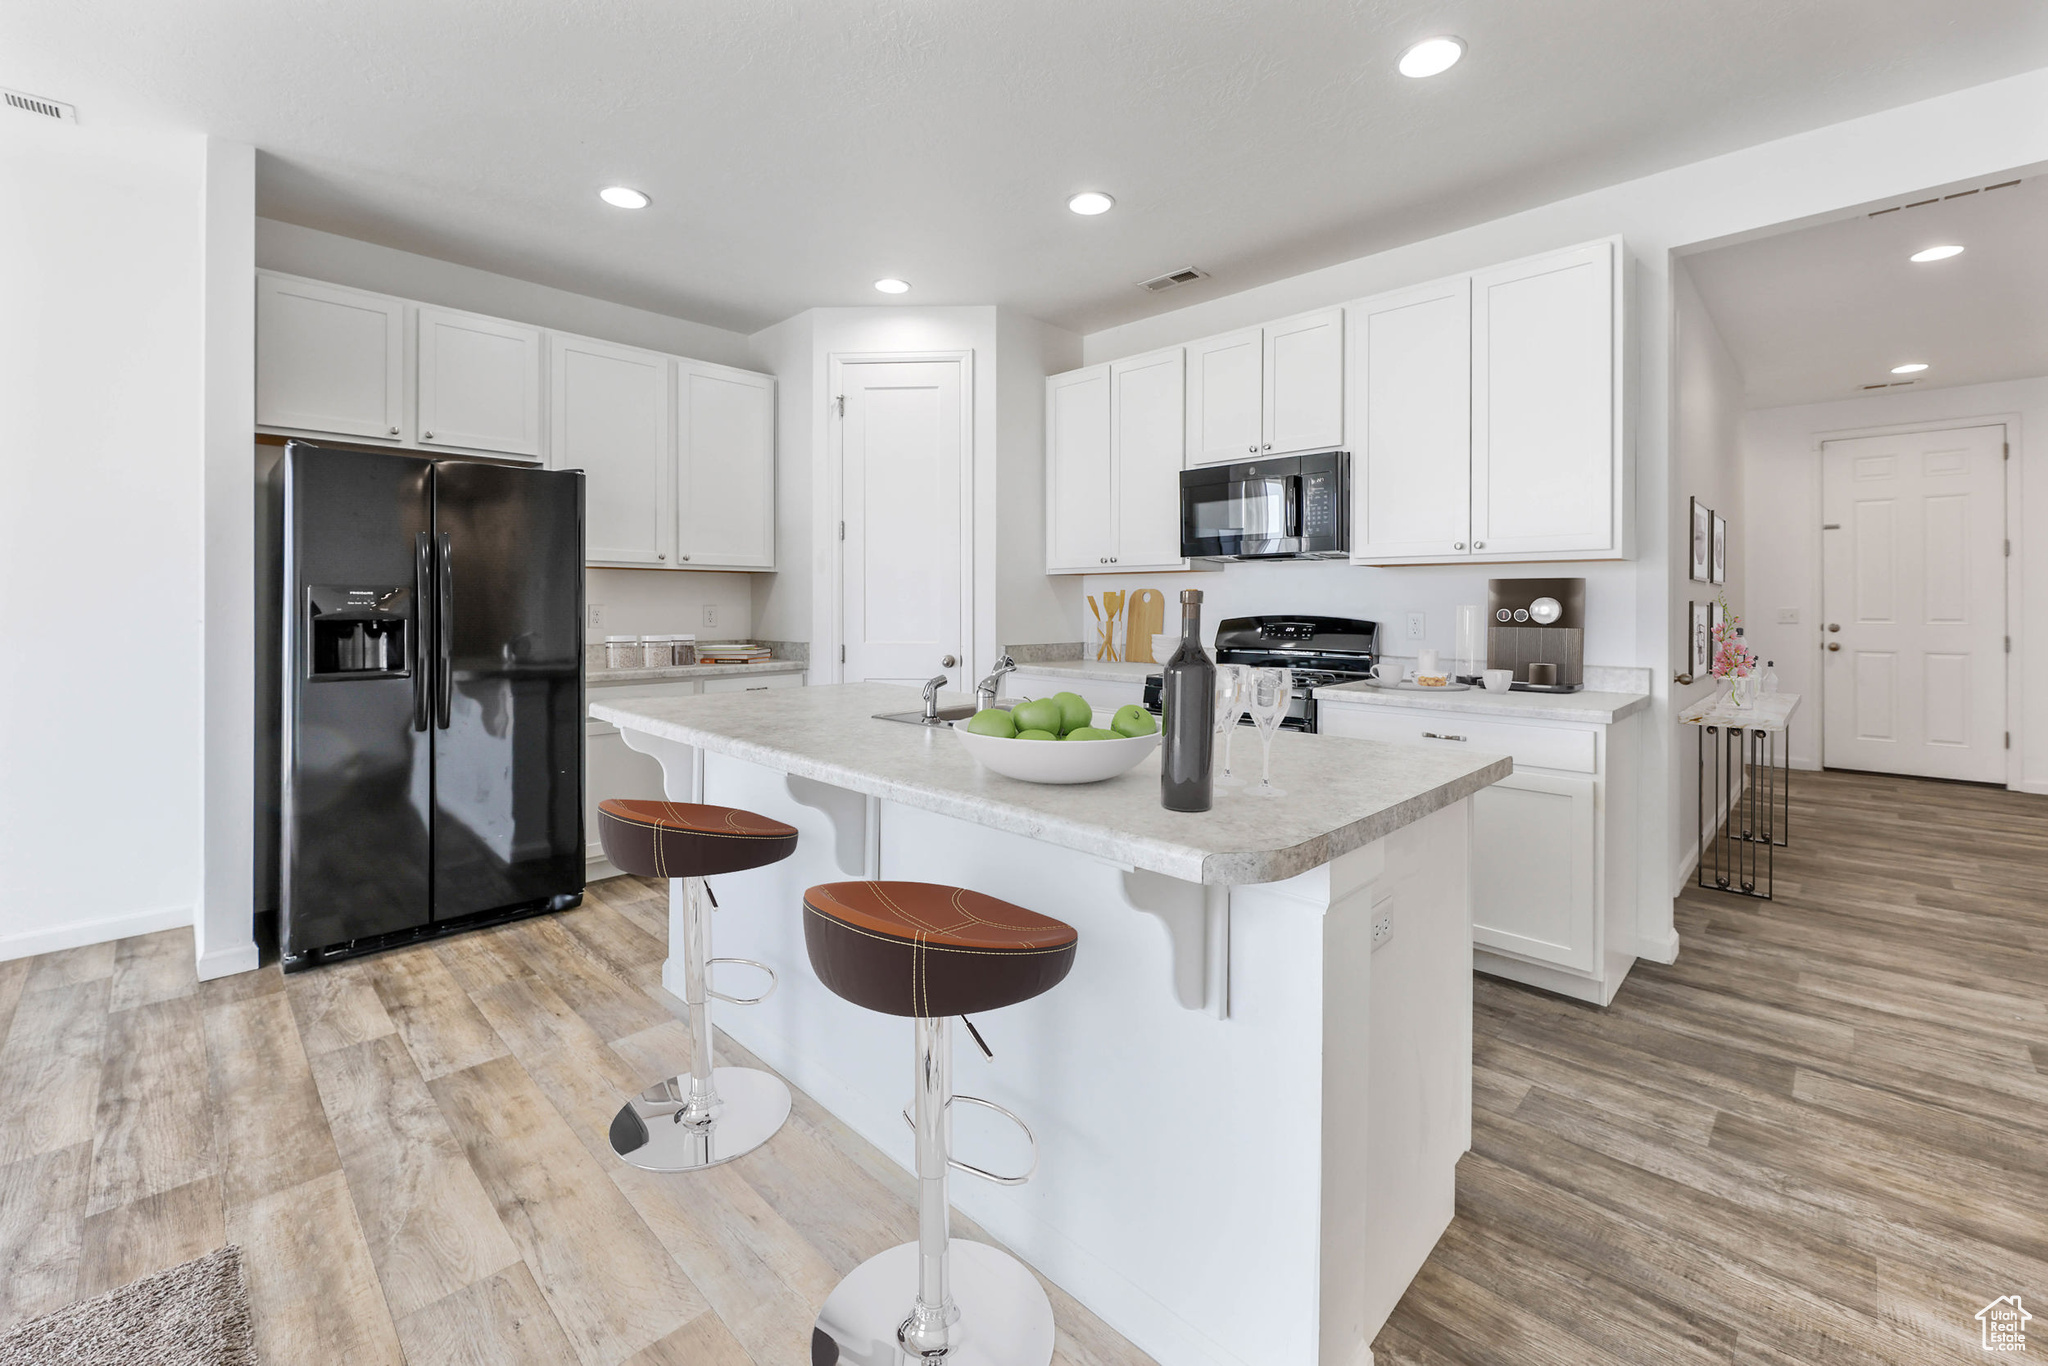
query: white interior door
[
  {"left": 1822, "top": 425, "right": 2007, "bottom": 782},
  {"left": 839, "top": 357, "right": 968, "bottom": 688}
]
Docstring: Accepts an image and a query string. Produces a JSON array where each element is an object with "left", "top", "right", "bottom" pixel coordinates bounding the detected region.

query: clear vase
[{"left": 1729, "top": 675, "right": 1756, "bottom": 708}]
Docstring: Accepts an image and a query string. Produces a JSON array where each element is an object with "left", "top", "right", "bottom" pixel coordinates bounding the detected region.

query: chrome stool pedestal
[
  {"left": 812, "top": 1016, "right": 1053, "bottom": 1366},
  {"left": 609, "top": 874, "right": 791, "bottom": 1172}
]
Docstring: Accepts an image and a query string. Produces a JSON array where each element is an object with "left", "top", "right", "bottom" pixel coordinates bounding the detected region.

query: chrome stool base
[
  {"left": 608, "top": 1066, "right": 791, "bottom": 1173},
  {"left": 812, "top": 1240, "right": 1054, "bottom": 1366}
]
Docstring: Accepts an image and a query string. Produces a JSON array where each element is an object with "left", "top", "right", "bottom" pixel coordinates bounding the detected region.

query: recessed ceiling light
[
  {"left": 598, "top": 186, "right": 650, "bottom": 209},
  {"left": 874, "top": 278, "right": 910, "bottom": 295},
  {"left": 1398, "top": 36, "right": 1464, "bottom": 78},
  {"left": 1909, "top": 244, "right": 1965, "bottom": 262},
  {"left": 1891, "top": 363, "right": 1929, "bottom": 374},
  {"left": 1068, "top": 191, "right": 1115, "bottom": 216}
]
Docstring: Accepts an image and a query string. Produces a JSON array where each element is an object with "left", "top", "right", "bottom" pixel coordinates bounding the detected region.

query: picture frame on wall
[
  {"left": 1690, "top": 498, "right": 1712, "bottom": 582},
  {"left": 1690, "top": 601, "right": 1712, "bottom": 678},
  {"left": 1711, "top": 513, "right": 1728, "bottom": 585}
]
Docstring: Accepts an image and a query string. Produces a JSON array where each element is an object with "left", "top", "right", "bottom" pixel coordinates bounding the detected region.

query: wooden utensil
[
  {"left": 1088, "top": 596, "right": 1105, "bottom": 660},
  {"left": 1125, "top": 589, "right": 1165, "bottom": 663},
  {"left": 1102, "top": 591, "right": 1125, "bottom": 662}
]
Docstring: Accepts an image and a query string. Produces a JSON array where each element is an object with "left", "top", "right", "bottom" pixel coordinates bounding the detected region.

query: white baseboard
[
  {"left": 197, "top": 941, "right": 262, "bottom": 981},
  {"left": 1636, "top": 926, "right": 1681, "bottom": 964},
  {"left": 0, "top": 903, "right": 192, "bottom": 963},
  {"left": 2015, "top": 778, "right": 2048, "bottom": 796},
  {"left": 586, "top": 854, "right": 627, "bottom": 883}
]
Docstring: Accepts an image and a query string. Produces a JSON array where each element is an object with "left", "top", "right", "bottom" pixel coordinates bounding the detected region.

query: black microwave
[{"left": 1179, "top": 450, "right": 1349, "bottom": 559}]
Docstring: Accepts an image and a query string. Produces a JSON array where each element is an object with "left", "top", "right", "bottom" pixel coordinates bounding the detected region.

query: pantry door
[
  {"left": 1821, "top": 424, "right": 2007, "bottom": 782},
  {"left": 834, "top": 354, "right": 972, "bottom": 689}
]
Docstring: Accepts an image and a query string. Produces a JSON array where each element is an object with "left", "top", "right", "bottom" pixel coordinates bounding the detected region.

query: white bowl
[{"left": 953, "top": 725, "right": 1159, "bottom": 784}]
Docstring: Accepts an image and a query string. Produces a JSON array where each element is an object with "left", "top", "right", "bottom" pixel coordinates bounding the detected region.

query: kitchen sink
[{"left": 872, "top": 701, "right": 1011, "bottom": 727}]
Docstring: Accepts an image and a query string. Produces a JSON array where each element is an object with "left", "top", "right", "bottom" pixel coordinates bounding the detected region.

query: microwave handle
[{"left": 1287, "top": 477, "right": 1303, "bottom": 538}]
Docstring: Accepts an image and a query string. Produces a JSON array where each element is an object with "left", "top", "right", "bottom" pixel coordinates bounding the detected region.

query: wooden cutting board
[{"left": 1124, "top": 589, "right": 1166, "bottom": 663}]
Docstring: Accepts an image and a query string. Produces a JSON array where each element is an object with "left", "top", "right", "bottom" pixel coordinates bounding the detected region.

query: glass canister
[
  {"left": 673, "top": 634, "right": 697, "bottom": 666},
  {"left": 641, "top": 635, "right": 677, "bottom": 668},
  {"left": 1454, "top": 604, "right": 1485, "bottom": 682},
  {"left": 604, "top": 635, "right": 639, "bottom": 669}
]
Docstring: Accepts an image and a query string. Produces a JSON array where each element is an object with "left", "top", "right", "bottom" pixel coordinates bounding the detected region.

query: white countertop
[
  {"left": 1006, "top": 659, "right": 1158, "bottom": 684},
  {"left": 588, "top": 659, "right": 808, "bottom": 686},
  {"left": 590, "top": 681, "right": 1511, "bottom": 886},
  {"left": 1314, "top": 679, "right": 1651, "bottom": 725}
]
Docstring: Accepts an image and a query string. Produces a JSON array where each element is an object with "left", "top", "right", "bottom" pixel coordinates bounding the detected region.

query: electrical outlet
[
  {"left": 703, "top": 604, "right": 719, "bottom": 629},
  {"left": 587, "top": 603, "right": 605, "bottom": 630},
  {"left": 1371, "top": 913, "right": 1394, "bottom": 951},
  {"left": 1406, "top": 612, "right": 1426, "bottom": 640},
  {"left": 1777, "top": 607, "right": 1799, "bottom": 625}
]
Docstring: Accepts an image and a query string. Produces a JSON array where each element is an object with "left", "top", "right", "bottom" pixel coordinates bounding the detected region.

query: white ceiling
[
  {"left": 1688, "top": 172, "right": 2048, "bottom": 409},
  {"left": 7, "top": 2, "right": 2048, "bottom": 336}
]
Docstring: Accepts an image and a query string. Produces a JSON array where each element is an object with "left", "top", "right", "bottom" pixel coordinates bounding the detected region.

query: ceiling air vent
[
  {"left": 3, "top": 88, "right": 76, "bottom": 122},
  {"left": 1859, "top": 380, "right": 1917, "bottom": 391},
  {"left": 1867, "top": 176, "right": 2021, "bottom": 216},
  {"left": 1137, "top": 266, "right": 1208, "bottom": 294}
]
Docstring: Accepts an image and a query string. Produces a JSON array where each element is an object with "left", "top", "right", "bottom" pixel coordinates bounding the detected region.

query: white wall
[
  {"left": 587, "top": 566, "right": 754, "bottom": 643},
  {"left": 996, "top": 310, "right": 1084, "bottom": 649},
  {"left": 747, "top": 311, "right": 814, "bottom": 646},
  {"left": 1742, "top": 375, "right": 2048, "bottom": 790},
  {"left": 0, "top": 117, "right": 211, "bottom": 959},
  {"left": 1077, "top": 64, "right": 2048, "bottom": 958}
]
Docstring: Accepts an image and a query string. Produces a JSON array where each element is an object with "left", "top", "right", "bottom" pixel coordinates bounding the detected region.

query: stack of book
[{"left": 697, "top": 642, "right": 773, "bottom": 665}]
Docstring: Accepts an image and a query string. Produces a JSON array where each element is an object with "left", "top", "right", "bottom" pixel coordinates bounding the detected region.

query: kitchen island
[{"left": 590, "top": 682, "right": 1511, "bottom": 1366}]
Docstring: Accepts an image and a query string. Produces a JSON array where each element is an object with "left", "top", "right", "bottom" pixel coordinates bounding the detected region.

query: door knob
[
  {"left": 942, "top": 655, "right": 957, "bottom": 668},
  {"left": 1828, "top": 643, "right": 1840, "bottom": 652},
  {"left": 1827, "top": 623, "right": 1840, "bottom": 632}
]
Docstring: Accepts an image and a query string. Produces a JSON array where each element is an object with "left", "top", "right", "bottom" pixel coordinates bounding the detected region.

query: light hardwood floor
[{"left": 1, "top": 768, "right": 2039, "bottom": 1363}]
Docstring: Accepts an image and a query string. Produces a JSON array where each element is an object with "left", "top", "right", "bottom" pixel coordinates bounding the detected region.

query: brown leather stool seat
[
  {"left": 803, "top": 881, "right": 1077, "bottom": 1018},
  {"left": 598, "top": 799, "right": 798, "bottom": 879}
]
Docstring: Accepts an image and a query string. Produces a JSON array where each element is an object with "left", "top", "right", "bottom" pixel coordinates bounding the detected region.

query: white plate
[
  {"left": 953, "top": 725, "right": 1159, "bottom": 784},
  {"left": 1358, "top": 679, "right": 1473, "bottom": 692}
]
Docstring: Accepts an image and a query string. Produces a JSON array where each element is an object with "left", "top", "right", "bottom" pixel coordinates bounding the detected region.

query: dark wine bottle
[{"left": 1160, "top": 589, "right": 1215, "bottom": 812}]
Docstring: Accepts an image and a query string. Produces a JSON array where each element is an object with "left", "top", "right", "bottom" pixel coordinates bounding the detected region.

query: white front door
[
  {"left": 838, "top": 357, "right": 969, "bottom": 688},
  {"left": 1821, "top": 424, "right": 2007, "bottom": 782}
]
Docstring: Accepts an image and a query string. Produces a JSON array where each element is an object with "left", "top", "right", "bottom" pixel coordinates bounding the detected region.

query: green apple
[
  {"left": 1053, "top": 692, "right": 1093, "bottom": 734},
  {"left": 1110, "top": 704, "right": 1157, "bottom": 737},
  {"left": 1064, "top": 726, "right": 1117, "bottom": 741},
  {"left": 964, "top": 707, "right": 1017, "bottom": 738},
  {"left": 1015, "top": 728, "right": 1060, "bottom": 741},
  {"left": 1011, "top": 697, "right": 1062, "bottom": 735}
]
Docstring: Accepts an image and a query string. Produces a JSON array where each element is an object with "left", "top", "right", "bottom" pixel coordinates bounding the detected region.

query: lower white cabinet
[
  {"left": 1007, "top": 670, "right": 1145, "bottom": 713},
  {"left": 1317, "top": 699, "right": 1638, "bottom": 1004}
]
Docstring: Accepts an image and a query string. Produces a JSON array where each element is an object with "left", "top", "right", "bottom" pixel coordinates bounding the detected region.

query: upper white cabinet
[
  {"left": 417, "top": 306, "right": 544, "bottom": 459},
  {"left": 1046, "top": 365, "right": 1114, "bottom": 571},
  {"left": 1350, "top": 276, "right": 1472, "bottom": 560},
  {"left": 1186, "top": 308, "right": 1343, "bottom": 466},
  {"left": 256, "top": 274, "right": 405, "bottom": 442},
  {"left": 1045, "top": 350, "right": 1188, "bottom": 574},
  {"left": 1349, "top": 237, "right": 1627, "bottom": 566},
  {"left": 676, "top": 361, "right": 776, "bottom": 570},
  {"left": 550, "top": 333, "right": 672, "bottom": 567}
]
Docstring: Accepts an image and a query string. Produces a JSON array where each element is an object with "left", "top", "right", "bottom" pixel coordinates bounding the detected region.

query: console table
[{"left": 1679, "top": 691, "right": 1800, "bottom": 900}]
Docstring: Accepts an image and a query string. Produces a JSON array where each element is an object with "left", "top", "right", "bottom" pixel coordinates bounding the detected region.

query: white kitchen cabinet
[
  {"left": 1316, "top": 696, "right": 1639, "bottom": 1005},
  {"left": 1007, "top": 670, "right": 1146, "bottom": 714},
  {"left": 256, "top": 273, "right": 406, "bottom": 442},
  {"left": 700, "top": 671, "right": 805, "bottom": 694},
  {"left": 551, "top": 333, "right": 672, "bottom": 567},
  {"left": 417, "top": 306, "right": 545, "bottom": 459},
  {"left": 1263, "top": 308, "right": 1345, "bottom": 455},
  {"left": 1349, "top": 277, "right": 1472, "bottom": 561},
  {"left": 1045, "top": 351, "right": 1189, "bottom": 574},
  {"left": 1046, "top": 365, "right": 1114, "bottom": 572},
  {"left": 1186, "top": 328, "right": 1265, "bottom": 465},
  {"left": 1470, "top": 239, "right": 1619, "bottom": 557},
  {"left": 676, "top": 361, "right": 776, "bottom": 570}
]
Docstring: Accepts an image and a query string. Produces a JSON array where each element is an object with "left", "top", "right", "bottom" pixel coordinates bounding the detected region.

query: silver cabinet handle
[
  {"left": 681, "top": 554, "right": 690, "bottom": 561},
  {"left": 388, "top": 425, "right": 400, "bottom": 436},
  {"left": 1249, "top": 445, "right": 1258, "bottom": 453},
  {"left": 1263, "top": 443, "right": 1272, "bottom": 451},
  {"left": 1454, "top": 542, "right": 1465, "bottom": 551},
  {"left": 1474, "top": 540, "right": 1485, "bottom": 549},
  {"left": 423, "top": 430, "right": 434, "bottom": 440},
  {"left": 1422, "top": 731, "right": 1467, "bottom": 742}
]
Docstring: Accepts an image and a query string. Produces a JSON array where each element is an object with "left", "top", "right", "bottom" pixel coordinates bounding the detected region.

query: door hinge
[
  {"left": 2006, "top": 539, "right": 2012, "bottom": 557},
  {"left": 840, "top": 644, "right": 846, "bottom": 663},
  {"left": 2005, "top": 636, "right": 2012, "bottom": 653},
  {"left": 839, "top": 520, "right": 846, "bottom": 541},
  {"left": 2006, "top": 731, "right": 2012, "bottom": 749},
  {"left": 835, "top": 394, "right": 846, "bottom": 418},
  {"left": 2004, "top": 441, "right": 2010, "bottom": 461}
]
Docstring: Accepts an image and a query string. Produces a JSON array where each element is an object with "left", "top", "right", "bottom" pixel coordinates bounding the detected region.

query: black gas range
[{"left": 1142, "top": 614, "right": 1379, "bottom": 735}]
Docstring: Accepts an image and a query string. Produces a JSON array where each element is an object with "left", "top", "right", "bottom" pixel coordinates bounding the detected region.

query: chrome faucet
[
  {"left": 975, "top": 654, "right": 1017, "bottom": 711},
  {"left": 920, "top": 674, "right": 950, "bottom": 724}
]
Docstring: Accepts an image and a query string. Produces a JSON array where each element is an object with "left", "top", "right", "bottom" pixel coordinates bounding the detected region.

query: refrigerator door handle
[
  {"left": 411, "top": 532, "right": 432, "bottom": 731},
  {"left": 436, "top": 531, "right": 453, "bottom": 729}
]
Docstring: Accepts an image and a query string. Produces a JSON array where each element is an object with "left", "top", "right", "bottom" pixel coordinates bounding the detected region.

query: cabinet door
[
  {"left": 1471, "top": 241, "right": 1616, "bottom": 556},
  {"left": 256, "top": 274, "right": 405, "bottom": 441},
  {"left": 677, "top": 362, "right": 775, "bottom": 569},
  {"left": 1045, "top": 365, "right": 1113, "bottom": 573},
  {"left": 550, "top": 334, "right": 672, "bottom": 567},
  {"left": 1350, "top": 279, "right": 1472, "bottom": 561},
  {"left": 416, "top": 307, "right": 544, "bottom": 459},
  {"left": 1185, "top": 328, "right": 1264, "bottom": 466},
  {"left": 699, "top": 672, "right": 804, "bottom": 693},
  {"left": 1110, "top": 348, "right": 1186, "bottom": 570},
  {"left": 1262, "top": 308, "right": 1344, "bottom": 454},
  {"left": 1470, "top": 770, "right": 1597, "bottom": 972}
]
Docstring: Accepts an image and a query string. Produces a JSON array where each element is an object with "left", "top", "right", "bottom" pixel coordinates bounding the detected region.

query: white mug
[
  {"left": 1367, "top": 662, "right": 1398, "bottom": 683},
  {"left": 1417, "top": 648, "right": 1440, "bottom": 676},
  {"left": 1483, "top": 668, "right": 1514, "bottom": 693}
]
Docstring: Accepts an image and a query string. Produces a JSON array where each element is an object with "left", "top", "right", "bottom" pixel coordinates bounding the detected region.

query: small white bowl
[{"left": 954, "top": 725, "right": 1159, "bottom": 784}]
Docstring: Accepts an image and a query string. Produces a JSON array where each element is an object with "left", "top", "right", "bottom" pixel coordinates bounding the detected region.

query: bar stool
[
  {"left": 803, "top": 880, "right": 1077, "bottom": 1366},
  {"left": 597, "top": 798, "right": 798, "bottom": 1172}
]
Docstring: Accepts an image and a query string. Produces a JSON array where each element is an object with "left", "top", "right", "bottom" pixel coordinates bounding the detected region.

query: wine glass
[
  {"left": 1212, "top": 665, "right": 1248, "bottom": 789},
  {"left": 1247, "top": 667, "right": 1290, "bottom": 798}
]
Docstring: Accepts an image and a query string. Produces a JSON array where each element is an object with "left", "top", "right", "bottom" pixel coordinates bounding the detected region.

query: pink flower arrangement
[{"left": 1710, "top": 596, "right": 1758, "bottom": 679}]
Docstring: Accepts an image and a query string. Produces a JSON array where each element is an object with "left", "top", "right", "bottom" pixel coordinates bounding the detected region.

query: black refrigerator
[{"left": 264, "top": 441, "right": 585, "bottom": 969}]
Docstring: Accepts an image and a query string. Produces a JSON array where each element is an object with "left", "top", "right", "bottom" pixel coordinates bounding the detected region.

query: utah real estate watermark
[{"left": 1979, "top": 1296, "right": 2031, "bottom": 1352}]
